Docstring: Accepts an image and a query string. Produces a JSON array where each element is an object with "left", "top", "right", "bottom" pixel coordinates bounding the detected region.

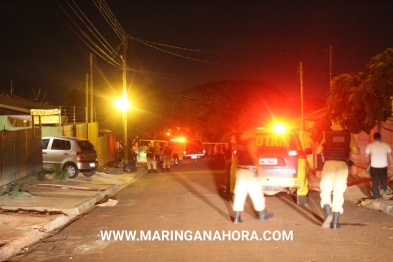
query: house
[{"left": 0, "top": 91, "right": 114, "bottom": 188}]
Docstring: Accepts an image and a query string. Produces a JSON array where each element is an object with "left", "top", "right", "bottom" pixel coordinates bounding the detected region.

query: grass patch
[
  {"left": 0, "top": 184, "right": 31, "bottom": 198},
  {"left": 52, "top": 164, "right": 70, "bottom": 181}
]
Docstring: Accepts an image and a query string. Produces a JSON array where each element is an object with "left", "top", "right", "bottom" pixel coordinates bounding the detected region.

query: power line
[
  {"left": 129, "top": 36, "right": 328, "bottom": 56},
  {"left": 130, "top": 37, "right": 239, "bottom": 67},
  {"left": 92, "top": 0, "right": 128, "bottom": 46},
  {"left": 68, "top": 0, "right": 123, "bottom": 64},
  {"left": 57, "top": 0, "right": 123, "bottom": 68}
]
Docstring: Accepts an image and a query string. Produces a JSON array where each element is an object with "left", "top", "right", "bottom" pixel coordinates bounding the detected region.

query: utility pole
[
  {"left": 329, "top": 45, "right": 332, "bottom": 82},
  {"left": 122, "top": 37, "right": 128, "bottom": 164},
  {"left": 86, "top": 73, "right": 89, "bottom": 123},
  {"left": 300, "top": 62, "right": 304, "bottom": 132},
  {"left": 90, "top": 53, "right": 94, "bottom": 123}
]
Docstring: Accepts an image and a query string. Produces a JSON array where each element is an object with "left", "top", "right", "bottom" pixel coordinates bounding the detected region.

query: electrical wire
[
  {"left": 58, "top": 6, "right": 122, "bottom": 69},
  {"left": 62, "top": 0, "right": 123, "bottom": 68},
  {"left": 69, "top": 0, "right": 123, "bottom": 63},
  {"left": 56, "top": 1, "right": 123, "bottom": 68},
  {"left": 92, "top": 0, "right": 153, "bottom": 84},
  {"left": 92, "top": 0, "right": 128, "bottom": 46},
  {"left": 130, "top": 37, "right": 238, "bottom": 67},
  {"left": 129, "top": 36, "right": 328, "bottom": 56}
]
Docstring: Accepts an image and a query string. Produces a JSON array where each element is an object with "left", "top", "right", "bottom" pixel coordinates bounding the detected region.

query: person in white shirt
[{"left": 365, "top": 132, "right": 393, "bottom": 199}]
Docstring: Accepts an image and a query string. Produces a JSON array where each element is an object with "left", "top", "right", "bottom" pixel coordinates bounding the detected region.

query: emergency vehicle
[
  {"left": 170, "top": 137, "right": 205, "bottom": 165},
  {"left": 231, "top": 123, "right": 313, "bottom": 205}
]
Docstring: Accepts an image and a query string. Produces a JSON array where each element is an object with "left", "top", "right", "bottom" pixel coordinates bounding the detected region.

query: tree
[{"left": 326, "top": 48, "right": 393, "bottom": 134}]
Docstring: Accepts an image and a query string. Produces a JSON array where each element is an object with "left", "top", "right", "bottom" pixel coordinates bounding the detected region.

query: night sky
[{"left": 1, "top": 1, "right": 393, "bottom": 105}]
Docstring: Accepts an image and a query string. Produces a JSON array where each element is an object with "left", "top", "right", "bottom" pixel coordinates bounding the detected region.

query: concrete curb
[
  {"left": 364, "top": 199, "right": 393, "bottom": 215},
  {"left": 0, "top": 214, "right": 70, "bottom": 261},
  {"left": 0, "top": 169, "right": 146, "bottom": 261}
]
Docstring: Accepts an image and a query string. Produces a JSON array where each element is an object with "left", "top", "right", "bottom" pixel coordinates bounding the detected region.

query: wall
[{"left": 0, "top": 128, "right": 42, "bottom": 186}]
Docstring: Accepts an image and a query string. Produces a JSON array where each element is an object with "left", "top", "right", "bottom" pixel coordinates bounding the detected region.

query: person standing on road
[
  {"left": 223, "top": 134, "right": 236, "bottom": 194},
  {"left": 315, "top": 115, "right": 359, "bottom": 229},
  {"left": 146, "top": 142, "right": 158, "bottom": 173},
  {"left": 365, "top": 132, "right": 392, "bottom": 199},
  {"left": 162, "top": 145, "right": 172, "bottom": 172},
  {"left": 154, "top": 145, "right": 162, "bottom": 170},
  {"left": 232, "top": 129, "right": 273, "bottom": 224}
]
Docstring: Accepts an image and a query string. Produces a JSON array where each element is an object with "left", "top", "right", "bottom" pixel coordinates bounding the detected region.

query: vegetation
[
  {"left": 0, "top": 184, "right": 31, "bottom": 198},
  {"left": 326, "top": 48, "right": 393, "bottom": 134},
  {"left": 52, "top": 164, "right": 70, "bottom": 181}
]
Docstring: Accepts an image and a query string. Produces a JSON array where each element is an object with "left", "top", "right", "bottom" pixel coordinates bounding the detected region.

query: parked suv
[
  {"left": 232, "top": 124, "right": 312, "bottom": 205},
  {"left": 171, "top": 138, "right": 205, "bottom": 165},
  {"left": 42, "top": 136, "right": 98, "bottom": 178}
]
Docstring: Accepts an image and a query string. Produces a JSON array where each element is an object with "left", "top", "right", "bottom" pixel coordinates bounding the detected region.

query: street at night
[
  {"left": 1, "top": 1, "right": 393, "bottom": 261},
  {"left": 9, "top": 160, "right": 393, "bottom": 261}
]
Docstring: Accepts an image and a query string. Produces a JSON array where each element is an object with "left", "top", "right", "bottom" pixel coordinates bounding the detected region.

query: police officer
[
  {"left": 146, "top": 142, "right": 158, "bottom": 173},
  {"left": 154, "top": 145, "right": 162, "bottom": 170},
  {"left": 232, "top": 129, "right": 274, "bottom": 224},
  {"left": 162, "top": 145, "right": 172, "bottom": 172},
  {"left": 316, "top": 114, "right": 359, "bottom": 229},
  {"left": 223, "top": 134, "right": 236, "bottom": 193}
]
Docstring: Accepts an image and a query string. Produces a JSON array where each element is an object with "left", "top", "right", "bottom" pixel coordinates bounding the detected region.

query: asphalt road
[{"left": 10, "top": 159, "right": 393, "bottom": 261}]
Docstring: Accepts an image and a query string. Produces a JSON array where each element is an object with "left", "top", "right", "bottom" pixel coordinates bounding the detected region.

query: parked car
[
  {"left": 42, "top": 136, "right": 98, "bottom": 178},
  {"left": 171, "top": 137, "right": 205, "bottom": 165},
  {"left": 232, "top": 123, "right": 312, "bottom": 205}
]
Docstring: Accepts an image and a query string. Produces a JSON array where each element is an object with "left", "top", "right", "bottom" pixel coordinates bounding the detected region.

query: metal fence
[{"left": 0, "top": 128, "right": 43, "bottom": 186}]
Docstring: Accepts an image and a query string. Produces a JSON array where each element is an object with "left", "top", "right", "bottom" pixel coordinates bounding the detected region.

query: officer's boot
[
  {"left": 148, "top": 169, "right": 151, "bottom": 174},
  {"left": 233, "top": 211, "right": 243, "bottom": 224},
  {"left": 257, "top": 210, "right": 274, "bottom": 221},
  {"left": 161, "top": 167, "right": 166, "bottom": 172},
  {"left": 154, "top": 169, "right": 158, "bottom": 173},
  {"left": 166, "top": 168, "right": 170, "bottom": 172},
  {"left": 322, "top": 204, "right": 332, "bottom": 228},
  {"left": 331, "top": 212, "right": 341, "bottom": 229}
]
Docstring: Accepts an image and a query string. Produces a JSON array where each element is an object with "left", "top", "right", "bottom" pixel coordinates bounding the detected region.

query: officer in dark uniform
[
  {"left": 146, "top": 142, "right": 158, "bottom": 173},
  {"left": 316, "top": 115, "right": 359, "bottom": 229},
  {"left": 232, "top": 130, "right": 274, "bottom": 224},
  {"left": 223, "top": 134, "right": 236, "bottom": 193},
  {"left": 162, "top": 145, "right": 172, "bottom": 172}
]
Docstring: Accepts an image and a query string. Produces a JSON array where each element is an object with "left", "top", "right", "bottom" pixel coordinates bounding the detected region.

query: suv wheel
[
  {"left": 174, "top": 156, "right": 180, "bottom": 166},
  {"left": 63, "top": 163, "right": 79, "bottom": 178}
]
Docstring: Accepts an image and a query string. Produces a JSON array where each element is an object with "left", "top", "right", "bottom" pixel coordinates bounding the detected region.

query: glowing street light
[{"left": 115, "top": 97, "right": 130, "bottom": 111}]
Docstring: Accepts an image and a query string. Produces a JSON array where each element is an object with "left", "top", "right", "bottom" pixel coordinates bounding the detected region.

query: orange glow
[
  {"left": 170, "top": 137, "right": 186, "bottom": 142},
  {"left": 272, "top": 123, "right": 287, "bottom": 134}
]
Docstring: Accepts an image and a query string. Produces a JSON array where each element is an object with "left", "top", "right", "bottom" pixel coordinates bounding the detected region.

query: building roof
[{"left": 0, "top": 90, "right": 56, "bottom": 115}]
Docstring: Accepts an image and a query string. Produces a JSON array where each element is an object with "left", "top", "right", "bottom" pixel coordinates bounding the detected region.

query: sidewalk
[{"left": 0, "top": 166, "right": 146, "bottom": 261}]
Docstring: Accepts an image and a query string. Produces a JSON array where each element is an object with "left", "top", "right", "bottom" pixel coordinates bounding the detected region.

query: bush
[{"left": 52, "top": 164, "right": 69, "bottom": 181}]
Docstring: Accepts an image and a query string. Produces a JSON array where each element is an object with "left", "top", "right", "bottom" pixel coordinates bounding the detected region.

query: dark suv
[{"left": 232, "top": 124, "right": 312, "bottom": 205}]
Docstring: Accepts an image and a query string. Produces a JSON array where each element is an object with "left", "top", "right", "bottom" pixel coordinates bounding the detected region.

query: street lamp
[{"left": 115, "top": 96, "right": 130, "bottom": 164}]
